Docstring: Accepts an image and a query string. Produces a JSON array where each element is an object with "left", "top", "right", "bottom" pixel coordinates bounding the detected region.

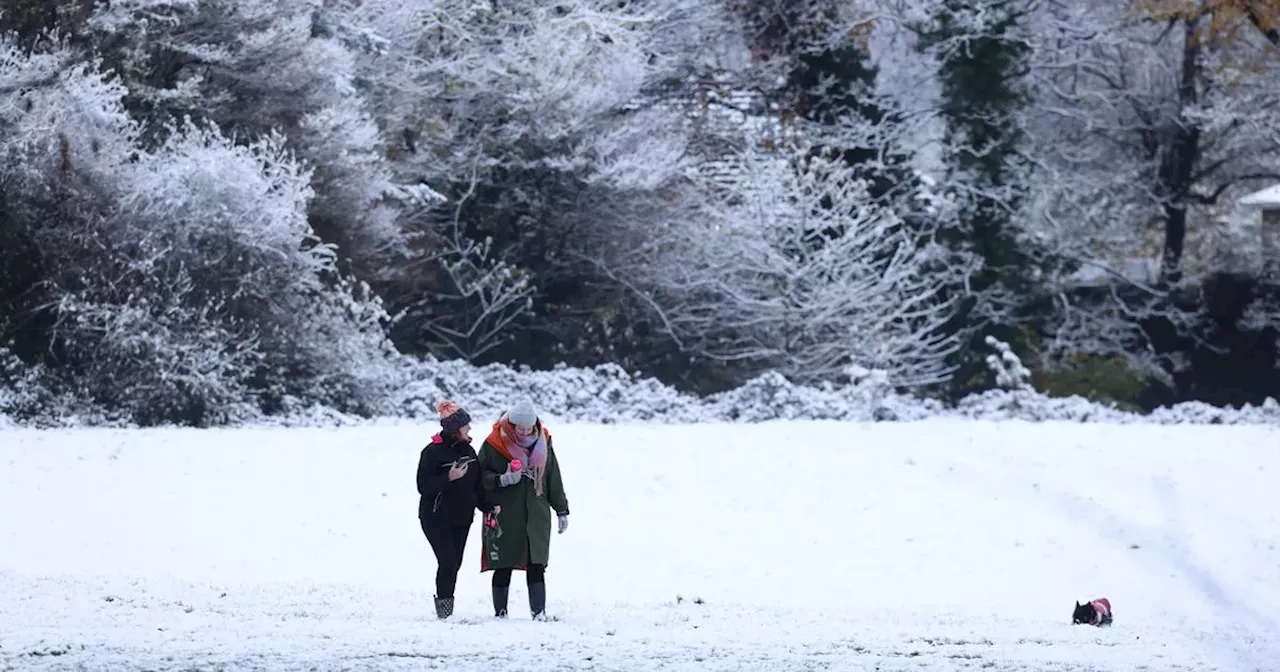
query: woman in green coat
[{"left": 478, "top": 399, "right": 570, "bottom": 620}]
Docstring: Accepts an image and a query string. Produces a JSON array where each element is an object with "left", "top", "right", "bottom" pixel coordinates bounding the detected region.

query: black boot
[
  {"left": 493, "top": 584, "right": 509, "bottom": 618},
  {"left": 434, "top": 596, "right": 454, "bottom": 620},
  {"left": 529, "top": 582, "right": 547, "bottom": 620}
]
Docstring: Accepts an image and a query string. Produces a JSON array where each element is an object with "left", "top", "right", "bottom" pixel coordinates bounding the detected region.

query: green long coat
[{"left": 478, "top": 434, "right": 569, "bottom": 571}]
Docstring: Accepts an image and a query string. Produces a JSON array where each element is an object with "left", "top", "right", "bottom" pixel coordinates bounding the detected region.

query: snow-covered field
[{"left": 2, "top": 420, "right": 1278, "bottom": 671}]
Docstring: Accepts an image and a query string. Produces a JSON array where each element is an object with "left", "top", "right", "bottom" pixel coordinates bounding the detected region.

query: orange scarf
[{"left": 486, "top": 417, "right": 551, "bottom": 495}]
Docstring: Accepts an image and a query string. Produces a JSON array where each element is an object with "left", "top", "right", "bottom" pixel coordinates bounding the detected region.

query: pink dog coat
[{"left": 1088, "top": 598, "right": 1111, "bottom": 626}]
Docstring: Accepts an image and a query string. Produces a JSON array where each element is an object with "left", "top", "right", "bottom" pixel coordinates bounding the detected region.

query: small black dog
[{"left": 1072, "top": 598, "right": 1112, "bottom": 626}]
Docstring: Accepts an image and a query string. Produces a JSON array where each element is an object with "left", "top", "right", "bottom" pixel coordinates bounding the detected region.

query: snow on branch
[
  {"left": 635, "top": 143, "right": 961, "bottom": 387},
  {"left": 413, "top": 230, "right": 534, "bottom": 362},
  {"left": 984, "top": 335, "right": 1032, "bottom": 390},
  {"left": 399, "top": 170, "right": 535, "bottom": 362}
]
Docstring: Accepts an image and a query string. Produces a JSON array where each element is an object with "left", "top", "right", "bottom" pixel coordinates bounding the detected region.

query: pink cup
[{"left": 510, "top": 459, "right": 522, "bottom": 471}]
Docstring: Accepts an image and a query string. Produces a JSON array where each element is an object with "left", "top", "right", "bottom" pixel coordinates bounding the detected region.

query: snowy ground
[{"left": 2, "top": 420, "right": 1278, "bottom": 671}]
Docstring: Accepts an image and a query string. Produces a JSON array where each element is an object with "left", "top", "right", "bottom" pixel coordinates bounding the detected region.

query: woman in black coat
[{"left": 417, "top": 399, "right": 499, "bottom": 619}]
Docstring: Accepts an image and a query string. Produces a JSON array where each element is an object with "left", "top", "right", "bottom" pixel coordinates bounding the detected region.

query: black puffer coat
[{"left": 417, "top": 432, "right": 495, "bottom": 525}]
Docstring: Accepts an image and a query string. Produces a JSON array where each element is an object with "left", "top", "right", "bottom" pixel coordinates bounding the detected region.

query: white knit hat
[{"left": 507, "top": 398, "right": 537, "bottom": 428}]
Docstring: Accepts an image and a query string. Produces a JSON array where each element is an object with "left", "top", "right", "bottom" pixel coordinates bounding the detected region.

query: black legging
[
  {"left": 420, "top": 516, "right": 470, "bottom": 598},
  {"left": 491, "top": 548, "right": 545, "bottom": 587}
]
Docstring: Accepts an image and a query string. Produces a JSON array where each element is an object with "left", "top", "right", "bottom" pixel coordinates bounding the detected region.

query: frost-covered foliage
[
  {"left": 404, "top": 228, "right": 535, "bottom": 361},
  {"left": 348, "top": 0, "right": 734, "bottom": 370},
  {"left": 5, "top": 1, "right": 1280, "bottom": 426},
  {"left": 88, "top": 0, "right": 407, "bottom": 276},
  {"left": 0, "top": 37, "right": 404, "bottom": 426},
  {"left": 0, "top": 40, "right": 136, "bottom": 187},
  {"left": 631, "top": 147, "right": 959, "bottom": 387},
  {"left": 113, "top": 125, "right": 404, "bottom": 419},
  {"left": 245, "top": 356, "right": 1280, "bottom": 427},
  {"left": 0, "top": 347, "right": 126, "bottom": 428},
  {"left": 984, "top": 336, "right": 1032, "bottom": 390},
  {"left": 389, "top": 346, "right": 1280, "bottom": 426},
  {"left": 6, "top": 339, "right": 1280, "bottom": 428},
  {"left": 387, "top": 356, "right": 937, "bottom": 425},
  {"left": 1016, "top": 0, "right": 1280, "bottom": 380},
  {"left": 352, "top": 0, "right": 725, "bottom": 188}
]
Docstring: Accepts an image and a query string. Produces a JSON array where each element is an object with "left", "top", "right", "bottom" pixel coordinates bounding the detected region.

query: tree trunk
[
  {"left": 1161, "top": 203, "right": 1189, "bottom": 286},
  {"left": 1159, "top": 20, "right": 1202, "bottom": 287}
]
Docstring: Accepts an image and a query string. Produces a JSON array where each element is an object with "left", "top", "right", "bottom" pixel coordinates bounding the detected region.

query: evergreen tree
[
  {"left": 916, "top": 0, "right": 1056, "bottom": 396},
  {"left": 789, "top": 33, "right": 915, "bottom": 208},
  {"left": 734, "top": 0, "right": 920, "bottom": 209}
]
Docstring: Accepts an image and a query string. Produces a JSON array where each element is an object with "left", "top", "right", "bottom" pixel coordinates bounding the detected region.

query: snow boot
[
  {"left": 529, "top": 582, "right": 547, "bottom": 620},
  {"left": 434, "top": 596, "right": 454, "bottom": 620},
  {"left": 493, "top": 584, "right": 509, "bottom": 618}
]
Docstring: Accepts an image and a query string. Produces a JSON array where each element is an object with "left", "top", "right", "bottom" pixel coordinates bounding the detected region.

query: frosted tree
[
  {"left": 620, "top": 0, "right": 960, "bottom": 387},
  {"left": 346, "top": 0, "right": 734, "bottom": 369},
  {"left": 631, "top": 147, "right": 961, "bottom": 387},
  {"left": 1122, "top": 0, "right": 1280, "bottom": 284},
  {"left": 0, "top": 38, "right": 251, "bottom": 423},
  {"left": 86, "top": 0, "right": 407, "bottom": 279},
  {"left": 0, "top": 39, "right": 139, "bottom": 367},
  {"left": 1021, "top": 0, "right": 1280, "bottom": 380},
  {"left": 347, "top": 0, "right": 730, "bottom": 206},
  {"left": 0, "top": 36, "right": 403, "bottom": 423},
  {"left": 913, "top": 0, "right": 1059, "bottom": 395},
  {"left": 108, "top": 124, "right": 402, "bottom": 419},
  {"left": 725, "top": 0, "right": 928, "bottom": 214}
]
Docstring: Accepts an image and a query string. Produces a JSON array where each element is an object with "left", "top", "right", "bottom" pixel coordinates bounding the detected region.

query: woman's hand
[
  {"left": 447, "top": 460, "right": 470, "bottom": 481},
  {"left": 498, "top": 463, "right": 521, "bottom": 487}
]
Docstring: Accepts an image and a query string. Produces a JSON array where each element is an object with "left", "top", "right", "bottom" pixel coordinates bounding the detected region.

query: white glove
[
  {"left": 557, "top": 514, "right": 568, "bottom": 534},
  {"left": 498, "top": 465, "right": 521, "bottom": 487}
]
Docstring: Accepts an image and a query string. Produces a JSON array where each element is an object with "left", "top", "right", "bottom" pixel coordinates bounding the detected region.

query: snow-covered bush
[
  {"left": 0, "top": 37, "right": 406, "bottom": 426},
  {"left": 384, "top": 355, "right": 1280, "bottom": 427},
  {"left": 0, "top": 346, "right": 126, "bottom": 428},
  {"left": 394, "top": 360, "right": 703, "bottom": 424},
  {"left": 1147, "top": 398, "right": 1280, "bottom": 425},
  {"left": 956, "top": 335, "right": 1145, "bottom": 422},
  {"left": 951, "top": 389, "right": 1137, "bottom": 423},
  {"left": 380, "top": 336, "right": 1280, "bottom": 427},
  {"left": 267, "top": 274, "right": 405, "bottom": 416},
  {"left": 703, "top": 369, "right": 940, "bottom": 422},
  {"left": 93, "top": 122, "right": 405, "bottom": 423},
  {"left": 943, "top": 329, "right": 1280, "bottom": 425},
  {"left": 0, "top": 346, "right": 47, "bottom": 425},
  {"left": 985, "top": 336, "right": 1033, "bottom": 390},
  {"left": 392, "top": 358, "right": 932, "bottom": 425},
  {"left": 4, "top": 341, "right": 1280, "bottom": 427},
  {"left": 39, "top": 123, "right": 292, "bottom": 423},
  {"left": 89, "top": 0, "right": 408, "bottom": 274},
  {"left": 0, "top": 40, "right": 154, "bottom": 423}
]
